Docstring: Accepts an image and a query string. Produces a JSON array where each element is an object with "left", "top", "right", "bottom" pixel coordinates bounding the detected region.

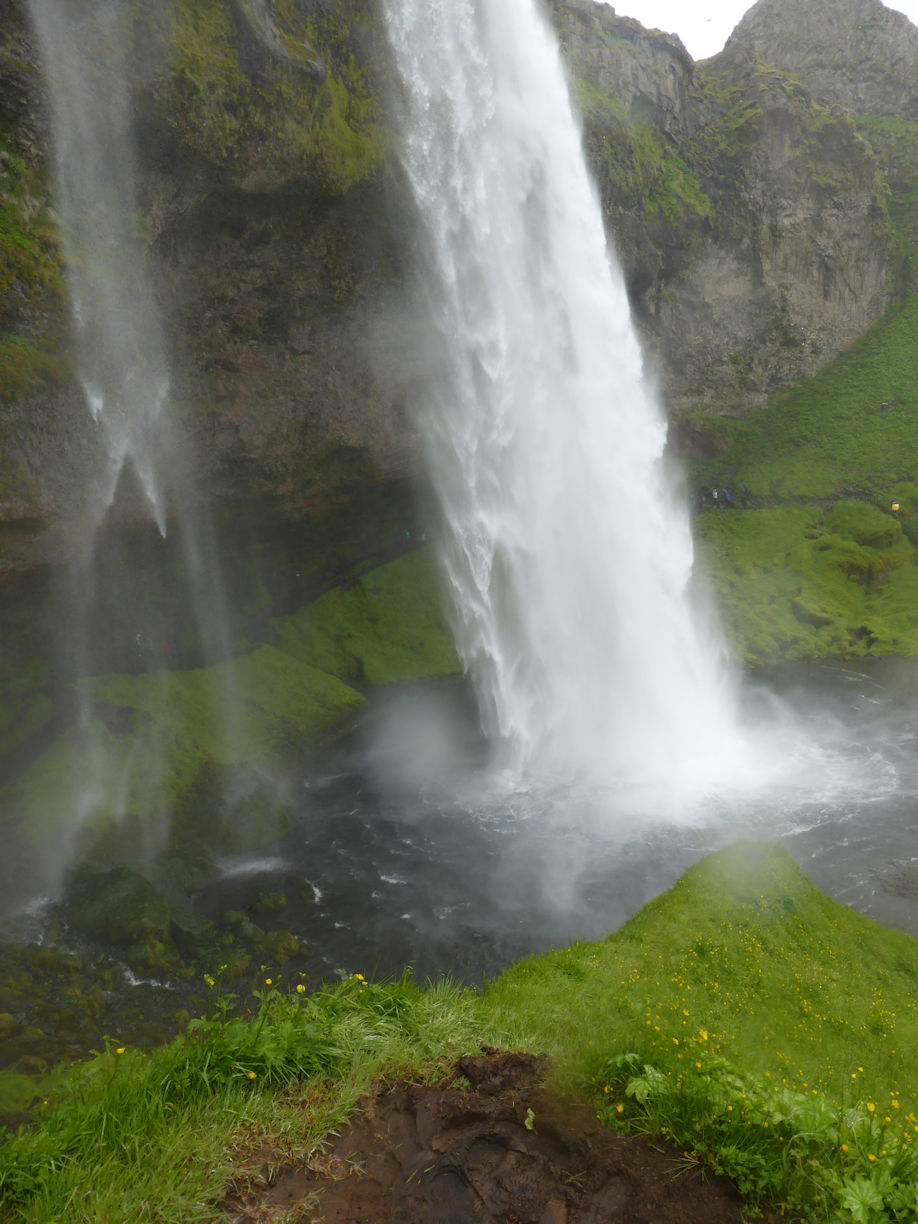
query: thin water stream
[{"left": 26, "top": 0, "right": 237, "bottom": 891}]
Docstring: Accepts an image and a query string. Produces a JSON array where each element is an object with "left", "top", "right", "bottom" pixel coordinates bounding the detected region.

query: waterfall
[
  {"left": 28, "top": 0, "right": 172, "bottom": 535},
  {"left": 384, "top": 0, "right": 740, "bottom": 793},
  {"left": 27, "top": 0, "right": 235, "bottom": 867}
]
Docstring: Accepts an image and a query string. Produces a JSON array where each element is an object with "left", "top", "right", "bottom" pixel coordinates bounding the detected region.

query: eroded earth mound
[{"left": 220, "top": 1049, "right": 751, "bottom": 1224}]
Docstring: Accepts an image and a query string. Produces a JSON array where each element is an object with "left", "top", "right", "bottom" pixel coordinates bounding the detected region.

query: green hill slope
[
  {"left": 4, "top": 843, "right": 918, "bottom": 1221},
  {"left": 691, "top": 292, "right": 918, "bottom": 664}
]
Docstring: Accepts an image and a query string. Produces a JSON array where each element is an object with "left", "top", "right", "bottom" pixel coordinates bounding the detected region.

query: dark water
[
  {"left": 193, "top": 660, "right": 918, "bottom": 986},
  {"left": 3, "top": 658, "right": 918, "bottom": 1079}
]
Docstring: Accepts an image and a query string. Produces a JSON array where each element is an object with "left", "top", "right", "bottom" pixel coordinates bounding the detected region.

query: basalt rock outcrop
[
  {"left": 555, "top": 0, "right": 903, "bottom": 416},
  {"left": 718, "top": 0, "right": 918, "bottom": 121},
  {"left": 0, "top": 0, "right": 916, "bottom": 564},
  {"left": 0, "top": 0, "right": 417, "bottom": 567}
]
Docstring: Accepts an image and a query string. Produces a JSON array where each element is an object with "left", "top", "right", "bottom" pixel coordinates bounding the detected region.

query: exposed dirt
[{"left": 219, "top": 1048, "right": 763, "bottom": 1224}]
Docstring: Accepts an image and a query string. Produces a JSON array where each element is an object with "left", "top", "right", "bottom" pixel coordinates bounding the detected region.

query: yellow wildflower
[
  {"left": 115, "top": 1047, "right": 125, "bottom": 1055},
  {"left": 296, "top": 983, "right": 306, "bottom": 994}
]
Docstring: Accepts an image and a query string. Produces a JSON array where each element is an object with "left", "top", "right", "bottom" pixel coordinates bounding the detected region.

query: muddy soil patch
[{"left": 220, "top": 1049, "right": 756, "bottom": 1223}]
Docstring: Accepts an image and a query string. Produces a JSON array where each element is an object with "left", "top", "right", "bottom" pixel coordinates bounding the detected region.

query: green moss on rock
[
  {"left": 572, "top": 78, "right": 711, "bottom": 229},
  {"left": 65, "top": 866, "right": 173, "bottom": 946},
  {"left": 826, "top": 499, "right": 902, "bottom": 549},
  {"left": 0, "top": 692, "right": 53, "bottom": 758},
  {"left": 697, "top": 504, "right": 917, "bottom": 665},
  {"left": 0, "top": 142, "right": 63, "bottom": 319},
  {"left": 271, "top": 547, "right": 461, "bottom": 687},
  {"left": 84, "top": 645, "right": 365, "bottom": 766},
  {"left": 0, "top": 334, "right": 67, "bottom": 397},
  {"left": 142, "top": 0, "right": 388, "bottom": 193},
  {"left": 0, "top": 546, "right": 458, "bottom": 885}
]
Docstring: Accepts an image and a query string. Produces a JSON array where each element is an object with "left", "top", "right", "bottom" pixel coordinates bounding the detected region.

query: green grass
[
  {"left": 5, "top": 845, "right": 918, "bottom": 1221},
  {"left": 0, "top": 973, "right": 481, "bottom": 1223},
  {"left": 0, "top": 547, "right": 460, "bottom": 885},
  {"left": 270, "top": 548, "right": 461, "bottom": 686},
  {"left": 481, "top": 845, "right": 918, "bottom": 1100},
  {"left": 691, "top": 290, "right": 918, "bottom": 664},
  {"left": 693, "top": 294, "right": 918, "bottom": 503},
  {"left": 481, "top": 844, "right": 918, "bottom": 1220},
  {"left": 695, "top": 504, "right": 918, "bottom": 664}
]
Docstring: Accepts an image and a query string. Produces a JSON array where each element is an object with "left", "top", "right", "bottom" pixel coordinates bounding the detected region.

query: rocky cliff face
[
  {"left": 0, "top": 0, "right": 916, "bottom": 563},
  {"left": 0, "top": 0, "right": 416, "bottom": 567},
  {"left": 554, "top": 0, "right": 902, "bottom": 419},
  {"left": 718, "top": 0, "right": 918, "bottom": 120},
  {"left": 655, "top": 61, "right": 892, "bottom": 414}
]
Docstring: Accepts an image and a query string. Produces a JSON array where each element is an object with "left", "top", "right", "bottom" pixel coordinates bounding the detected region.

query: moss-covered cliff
[
  {"left": 0, "top": 0, "right": 413, "bottom": 563},
  {"left": 552, "top": 0, "right": 901, "bottom": 417},
  {"left": 2, "top": 0, "right": 916, "bottom": 560},
  {"left": 2, "top": 0, "right": 918, "bottom": 896}
]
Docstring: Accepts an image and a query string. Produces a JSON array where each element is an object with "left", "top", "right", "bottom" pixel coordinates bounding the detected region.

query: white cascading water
[
  {"left": 26, "top": 0, "right": 236, "bottom": 867},
  {"left": 28, "top": 0, "right": 172, "bottom": 535},
  {"left": 385, "top": 0, "right": 743, "bottom": 795}
]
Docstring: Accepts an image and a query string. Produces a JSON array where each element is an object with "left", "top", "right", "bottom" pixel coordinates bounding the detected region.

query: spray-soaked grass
[
  {"left": 0, "top": 547, "right": 460, "bottom": 875},
  {"left": 695, "top": 293, "right": 918, "bottom": 501},
  {"left": 270, "top": 547, "right": 460, "bottom": 686},
  {"left": 6, "top": 844, "right": 918, "bottom": 1221},
  {"left": 481, "top": 845, "right": 918, "bottom": 1102},
  {"left": 691, "top": 292, "right": 918, "bottom": 664},
  {"left": 694, "top": 502, "right": 918, "bottom": 665},
  {"left": 0, "top": 974, "right": 481, "bottom": 1224},
  {"left": 483, "top": 843, "right": 918, "bottom": 1219}
]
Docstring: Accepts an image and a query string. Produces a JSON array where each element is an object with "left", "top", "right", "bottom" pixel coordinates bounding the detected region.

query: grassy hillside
[
  {"left": 690, "top": 291, "right": 918, "bottom": 664},
  {"left": 4, "top": 844, "right": 918, "bottom": 1222},
  {"left": 0, "top": 546, "right": 461, "bottom": 926}
]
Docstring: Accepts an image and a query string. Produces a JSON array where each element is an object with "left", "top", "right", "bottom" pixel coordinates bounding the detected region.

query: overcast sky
[{"left": 612, "top": 0, "right": 918, "bottom": 60}]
